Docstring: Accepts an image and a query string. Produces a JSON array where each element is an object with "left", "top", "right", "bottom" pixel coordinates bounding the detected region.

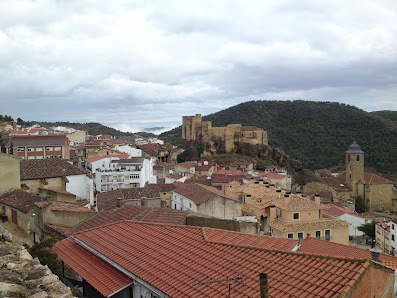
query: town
[{"left": 0, "top": 114, "right": 396, "bottom": 297}]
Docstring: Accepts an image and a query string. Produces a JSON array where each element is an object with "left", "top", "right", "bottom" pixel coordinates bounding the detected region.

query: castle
[{"left": 182, "top": 114, "right": 268, "bottom": 152}]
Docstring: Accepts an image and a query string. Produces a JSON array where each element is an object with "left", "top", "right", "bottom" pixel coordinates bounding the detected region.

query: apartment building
[
  {"left": 86, "top": 155, "right": 156, "bottom": 192},
  {"left": 376, "top": 221, "right": 391, "bottom": 254},
  {"left": 5, "top": 135, "right": 70, "bottom": 160}
]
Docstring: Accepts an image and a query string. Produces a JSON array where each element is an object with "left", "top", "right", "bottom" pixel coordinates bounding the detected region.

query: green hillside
[
  {"left": 160, "top": 100, "right": 397, "bottom": 175},
  {"left": 371, "top": 110, "right": 397, "bottom": 129}
]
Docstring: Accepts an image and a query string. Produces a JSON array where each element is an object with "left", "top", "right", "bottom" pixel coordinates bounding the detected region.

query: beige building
[
  {"left": 268, "top": 194, "right": 350, "bottom": 245},
  {"left": 66, "top": 130, "right": 87, "bottom": 144},
  {"left": 304, "top": 142, "right": 397, "bottom": 212},
  {"left": 175, "top": 162, "right": 196, "bottom": 178},
  {"left": 182, "top": 114, "right": 268, "bottom": 152},
  {"left": 0, "top": 153, "right": 20, "bottom": 193},
  {"left": 376, "top": 221, "right": 391, "bottom": 254}
]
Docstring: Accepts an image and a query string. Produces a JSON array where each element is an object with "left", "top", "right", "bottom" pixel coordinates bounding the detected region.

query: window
[
  {"left": 36, "top": 156, "right": 43, "bottom": 159},
  {"left": 17, "top": 148, "right": 25, "bottom": 152},
  {"left": 28, "top": 156, "right": 35, "bottom": 159},
  {"left": 27, "top": 148, "right": 34, "bottom": 152},
  {"left": 174, "top": 204, "right": 177, "bottom": 209},
  {"left": 348, "top": 155, "right": 350, "bottom": 162},
  {"left": 293, "top": 213, "right": 299, "bottom": 220},
  {"left": 287, "top": 233, "right": 294, "bottom": 239},
  {"left": 315, "top": 231, "right": 321, "bottom": 239},
  {"left": 36, "top": 147, "right": 43, "bottom": 152},
  {"left": 298, "top": 232, "right": 304, "bottom": 241},
  {"left": 325, "top": 230, "right": 331, "bottom": 241},
  {"left": 54, "top": 147, "right": 61, "bottom": 151},
  {"left": 392, "top": 235, "right": 395, "bottom": 241},
  {"left": 129, "top": 174, "right": 140, "bottom": 179},
  {"left": 357, "top": 155, "right": 360, "bottom": 161},
  {"left": 46, "top": 147, "right": 53, "bottom": 151},
  {"left": 189, "top": 203, "right": 192, "bottom": 208}
]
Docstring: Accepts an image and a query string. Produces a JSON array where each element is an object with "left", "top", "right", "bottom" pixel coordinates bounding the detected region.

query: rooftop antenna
[{"left": 193, "top": 276, "right": 243, "bottom": 298}]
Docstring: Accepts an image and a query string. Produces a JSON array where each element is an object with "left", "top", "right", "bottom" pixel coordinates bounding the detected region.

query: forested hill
[
  {"left": 159, "top": 101, "right": 397, "bottom": 176},
  {"left": 371, "top": 110, "right": 397, "bottom": 129}
]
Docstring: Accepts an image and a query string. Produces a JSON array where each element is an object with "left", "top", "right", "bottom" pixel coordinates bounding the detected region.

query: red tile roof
[
  {"left": 260, "top": 173, "right": 287, "bottom": 180},
  {"left": 215, "top": 170, "right": 246, "bottom": 175},
  {"left": 299, "top": 237, "right": 397, "bottom": 262},
  {"left": 9, "top": 128, "right": 48, "bottom": 135},
  {"left": 172, "top": 183, "right": 224, "bottom": 204},
  {"left": 52, "top": 237, "right": 133, "bottom": 297},
  {"left": 74, "top": 206, "right": 187, "bottom": 232},
  {"left": 51, "top": 201, "right": 95, "bottom": 213},
  {"left": 325, "top": 203, "right": 360, "bottom": 217},
  {"left": 364, "top": 172, "right": 393, "bottom": 185},
  {"left": 166, "top": 173, "right": 184, "bottom": 180},
  {"left": 54, "top": 221, "right": 374, "bottom": 297}
]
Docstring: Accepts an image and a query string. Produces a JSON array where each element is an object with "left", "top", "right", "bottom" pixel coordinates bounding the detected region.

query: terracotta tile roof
[
  {"left": 313, "top": 176, "right": 352, "bottom": 191},
  {"left": 137, "top": 143, "right": 161, "bottom": 156},
  {"left": 145, "top": 183, "right": 176, "bottom": 192},
  {"left": 52, "top": 237, "right": 133, "bottom": 297},
  {"left": 272, "top": 196, "right": 329, "bottom": 211},
  {"left": 299, "top": 237, "right": 397, "bottom": 262},
  {"left": 269, "top": 218, "right": 350, "bottom": 232},
  {"left": 172, "top": 183, "right": 222, "bottom": 204},
  {"left": 10, "top": 128, "right": 48, "bottom": 135},
  {"left": 203, "top": 228, "right": 298, "bottom": 251},
  {"left": 260, "top": 173, "right": 287, "bottom": 180},
  {"left": 177, "top": 162, "right": 196, "bottom": 168},
  {"left": 85, "top": 154, "right": 129, "bottom": 163},
  {"left": 211, "top": 176, "right": 245, "bottom": 183},
  {"left": 364, "top": 172, "right": 393, "bottom": 185},
  {"left": 40, "top": 188, "right": 76, "bottom": 196},
  {"left": 74, "top": 206, "right": 187, "bottom": 232},
  {"left": 0, "top": 188, "right": 42, "bottom": 213},
  {"left": 195, "top": 165, "right": 215, "bottom": 171},
  {"left": 184, "top": 176, "right": 213, "bottom": 186},
  {"left": 241, "top": 126, "right": 262, "bottom": 131},
  {"left": 20, "top": 159, "right": 87, "bottom": 180},
  {"left": 215, "top": 170, "right": 246, "bottom": 175},
  {"left": 324, "top": 203, "right": 361, "bottom": 217},
  {"left": 51, "top": 201, "right": 95, "bottom": 213},
  {"left": 53, "top": 221, "right": 374, "bottom": 297}
]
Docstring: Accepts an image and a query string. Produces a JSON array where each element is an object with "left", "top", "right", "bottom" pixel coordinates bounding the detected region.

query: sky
[{"left": 0, "top": 0, "right": 396, "bottom": 134}]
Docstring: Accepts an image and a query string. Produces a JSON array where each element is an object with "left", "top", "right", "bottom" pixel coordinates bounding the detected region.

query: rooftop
[
  {"left": 172, "top": 183, "right": 229, "bottom": 204},
  {"left": 5, "top": 135, "right": 68, "bottom": 147},
  {"left": 53, "top": 221, "right": 375, "bottom": 297},
  {"left": 345, "top": 141, "right": 365, "bottom": 154},
  {"left": 269, "top": 218, "right": 350, "bottom": 232},
  {"left": 20, "top": 159, "right": 87, "bottom": 180},
  {"left": 0, "top": 188, "right": 42, "bottom": 213}
]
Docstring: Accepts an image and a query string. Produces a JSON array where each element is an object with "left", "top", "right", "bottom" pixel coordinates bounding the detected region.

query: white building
[
  {"left": 323, "top": 203, "right": 366, "bottom": 237},
  {"left": 86, "top": 155, "right": 156, "bottom": 192},
  {"left": 389, "top": 220, "right": 397, "bottom": 256},
  {"left": 115, "top": 145, "right": 143, "bottom": 157}
]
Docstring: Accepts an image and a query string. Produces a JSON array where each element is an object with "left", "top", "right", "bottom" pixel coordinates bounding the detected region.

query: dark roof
[
  {"left": 172, "top": 183, "right": 221, "bottom": 204},
  {"left": 74, "top": 205, "right": 187, "bottom": 232},
  {"left": 97, "top": 184, "right": 175, "bottom": 211},
  {"left": 345, "top": 141, "right": 365, "bottom": 154},
  {"left": 0, "top": 189, "right": 43, "bottom": 213},
  {"left": 20, "top": 159, "right": 87, "bottom": 180},
  {"left": 5, "top": 135, "right": 68, "bottom": 147}
]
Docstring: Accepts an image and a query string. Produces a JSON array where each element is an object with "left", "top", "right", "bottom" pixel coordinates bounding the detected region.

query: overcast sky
[{"left": 1, "top": 0, "right": 396, "bottom": 133}]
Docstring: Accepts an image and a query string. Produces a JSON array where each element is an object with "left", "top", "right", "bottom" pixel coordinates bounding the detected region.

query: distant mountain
[
  {"left": 24, "top": 121, "right": 134, "bottom": 137},
  {"left": 159, "top": 100, "right": 397, "bottom": 176}
]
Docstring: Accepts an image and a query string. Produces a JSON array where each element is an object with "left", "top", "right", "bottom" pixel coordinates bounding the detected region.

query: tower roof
[{"left": 346, "top": 141, "right": 364, "bottom": 154}]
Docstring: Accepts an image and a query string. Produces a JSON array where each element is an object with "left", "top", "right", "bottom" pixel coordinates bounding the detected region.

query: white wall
[
  {"left": 65, "top": 174, "right": 94, "bottom": 206},
  {"left": 115, "top": 145, "right": 143, "bottom": 157},
  {"left": 390, "top": 221, "right": 397, "bottom": 256},
  {"left": 338, "top": 213, "right": 365, "bottom": 237},
  {"left": 171, "top": 192, "right": 198, "bottom": 212}
]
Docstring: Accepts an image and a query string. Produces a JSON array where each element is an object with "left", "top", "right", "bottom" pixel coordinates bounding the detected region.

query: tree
[
  {"left": 17, "top": 117, "right": 23, "bottom": 125},
  {"left": 355, "top": 195, "right": 367, "bottom": 213},
  {"left": 357, "top": 219, "right": 376, "bottom": 241}
]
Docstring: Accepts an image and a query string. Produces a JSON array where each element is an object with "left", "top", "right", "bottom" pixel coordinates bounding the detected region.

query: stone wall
[
  {"left": 186, "top": 215, "right": 259, "bottom": 234},
  {"left": 0, "top": 225, "right": 73, "bottom": 298}
]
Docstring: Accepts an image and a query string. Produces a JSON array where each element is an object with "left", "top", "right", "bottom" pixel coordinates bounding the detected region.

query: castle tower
[{"left": 345, "top": 141, "right": 365, "bottom": 195}]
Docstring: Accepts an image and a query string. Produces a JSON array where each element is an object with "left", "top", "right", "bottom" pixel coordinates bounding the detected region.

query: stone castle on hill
[{"left": 182, "top": 114, "right": 268, "bottom": 152}]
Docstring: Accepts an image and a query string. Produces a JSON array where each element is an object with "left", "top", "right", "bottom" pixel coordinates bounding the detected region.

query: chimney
[
  {"left": 270, "top": 205, "right": 276, "bottom": 222},
  {"left": 254, "top": 181, "right": 259, "bottom": 184},
  {"left": 263, "top": 181, "right": 269, "bottom": 185},
  {"left": 370, "top": 248, "right": 382, "bottom": 262},
  {"left": 296, "top": 190, "right": 302, "bottom": 197},
  {"left": 141, "top": 198, "right": 147, "bottom": 207},
  {"left": 315, "top": 193, "right": 321, "bottom": 205},
  {"left": 160, "top": 199, "right": 167, "bottom": 208},
  {"left": 259, "top": 273, "right": 268, "bottom": 298},
  {"left": 276, "top": 189, "right": 281, "bottom": 193},
  {"left": 284, "top": 194, "right": 290, "bottom": 205},
  {"left": 116, "top": 198, "right": 125, "bottom": 208},
  {"left": 270, "top": 184, "right": 275, "bottom": 187}
]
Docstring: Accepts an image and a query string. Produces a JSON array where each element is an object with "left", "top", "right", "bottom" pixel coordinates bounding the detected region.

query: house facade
[
  {"left": 0, "top": 153, "right": 20, "bottom": 193},
  {"left": 376, "top": 221, "right": 391, "bottom": 255},
  {"left": 174, "top": 162, "right": 196, "bottom": 177}
]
